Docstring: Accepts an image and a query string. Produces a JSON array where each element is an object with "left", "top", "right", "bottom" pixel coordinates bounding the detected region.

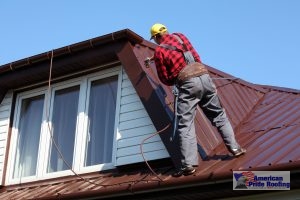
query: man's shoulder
[
  {"left": 172, "top": 32, "right": 185, "bottom": 36},
  {"left": 162, "top": 33, "right": 185, "bottom": 42},
  {"left": 172, "top": 32, "right": 187, "bottom": 38},
  {"left": 172, "top": 32, "right": 190, "bottom": 42}
]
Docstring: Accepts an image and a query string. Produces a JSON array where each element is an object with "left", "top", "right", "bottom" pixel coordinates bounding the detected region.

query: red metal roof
[{"left": 0, "top": 29, "right": 299, "bottom": 199}]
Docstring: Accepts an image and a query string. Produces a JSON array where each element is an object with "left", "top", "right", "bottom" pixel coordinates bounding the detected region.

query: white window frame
[{"left": 6, "top": 66, "right": 122, "bottom": 184}]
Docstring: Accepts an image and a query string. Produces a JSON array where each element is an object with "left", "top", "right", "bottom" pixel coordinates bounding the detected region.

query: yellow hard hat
[{"left": 150, "top": 23, "right": 168, "bottom": 39}]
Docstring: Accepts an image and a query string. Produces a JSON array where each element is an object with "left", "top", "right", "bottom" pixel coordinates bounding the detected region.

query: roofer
[{"left": 149, "top": 23, "right": 246, "bottom": 177}]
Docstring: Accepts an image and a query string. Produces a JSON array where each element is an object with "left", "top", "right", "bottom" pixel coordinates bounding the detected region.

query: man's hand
[{"left": 144, "top": 56, "right": 154, "bottom": 68}]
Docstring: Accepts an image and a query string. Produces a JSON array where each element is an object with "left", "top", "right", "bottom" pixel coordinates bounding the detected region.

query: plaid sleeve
[{"left": 154, "top": 49, "right": 174, "bottom": 86}]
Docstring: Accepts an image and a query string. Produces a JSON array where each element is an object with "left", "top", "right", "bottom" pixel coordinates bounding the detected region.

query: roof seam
[
  {"left": 233, "top": 90, "right": 267, "bottom": 135},
  {"left": 242, "top": 122, "right": 300, "bottom": 134}
]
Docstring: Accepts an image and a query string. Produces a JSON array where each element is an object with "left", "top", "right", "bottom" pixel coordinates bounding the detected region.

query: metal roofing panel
[
  {"left": 240, "top": 91, "right": 300, "bottom": 133},
  {"left": 240, "top": 125, "right": 300, "bottom": 168},
  {"left": 210, "top": 73, "right": 265, "bottom": 127}
]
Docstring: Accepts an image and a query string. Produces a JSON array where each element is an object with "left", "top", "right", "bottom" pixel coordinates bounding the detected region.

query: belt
[{"left": 177, "top": 62, "right": 209, "bottom": 83}]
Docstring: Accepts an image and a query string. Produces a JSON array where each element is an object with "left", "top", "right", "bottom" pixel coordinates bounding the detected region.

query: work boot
[
  {"left": 172, "top": 166, "right": 196, "bottom": 177},
  {"left": 229, "top": 148, "right": 246, "bottom": 157}
]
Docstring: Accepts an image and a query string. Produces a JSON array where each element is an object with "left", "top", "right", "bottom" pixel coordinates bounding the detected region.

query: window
[
  {"left": 13, "top": 95, "right": 44, "bottom": 178},
  {"left": 7, "top": 68, "right": 121, "bottom": 183},
  {"left": 48, "top": 86, "right": 80, "bottom": 173},
  {"left": 84, "top": 77, "right": 118, "bottom": 166}
]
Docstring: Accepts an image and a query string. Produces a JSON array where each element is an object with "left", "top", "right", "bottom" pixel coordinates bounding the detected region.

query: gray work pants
[{"left": 176, "top": 73, "right": 240, "bottom": 168}]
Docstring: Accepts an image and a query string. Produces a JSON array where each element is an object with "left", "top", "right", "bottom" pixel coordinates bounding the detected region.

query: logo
[{"left": 233, "top": 171, "right": 290, "bottom": 190}]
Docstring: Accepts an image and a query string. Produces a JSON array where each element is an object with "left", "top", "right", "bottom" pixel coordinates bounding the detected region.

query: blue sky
[{"left": 1, "top": 0, "right": 299, "bottom": 89}]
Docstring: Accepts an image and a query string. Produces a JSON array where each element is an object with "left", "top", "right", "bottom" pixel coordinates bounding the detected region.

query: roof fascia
[
  {"left": 0, "top": 29, "right": 143, "bottom": 103},
  {"left": 0, "top": 29, "right": 142, "bottom": 74}
]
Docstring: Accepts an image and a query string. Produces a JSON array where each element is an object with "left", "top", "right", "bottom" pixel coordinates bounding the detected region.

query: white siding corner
[
  {"left": 115, "top": 70, "right": 169, "bottom": 166},
  {"left": 0, "top": 91, "right": 13, "bottom": 184}
]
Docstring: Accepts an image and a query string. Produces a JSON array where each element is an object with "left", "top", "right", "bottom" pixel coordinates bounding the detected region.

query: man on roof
[{"left": 149, "top": 23, "right": 246, "bottom": 177}]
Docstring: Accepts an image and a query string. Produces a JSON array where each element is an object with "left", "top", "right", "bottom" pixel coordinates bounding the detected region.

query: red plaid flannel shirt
[{"left": 154, "top": 33, "right": 201, "bottom": 85}]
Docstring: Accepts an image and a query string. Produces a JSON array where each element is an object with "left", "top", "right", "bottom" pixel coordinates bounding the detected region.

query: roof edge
[
  {"left": 0, "top": 29, "right": 143, "bottom": 74},
  {"left": 14, "top": 160, "right": 300, "bottom": 200}
]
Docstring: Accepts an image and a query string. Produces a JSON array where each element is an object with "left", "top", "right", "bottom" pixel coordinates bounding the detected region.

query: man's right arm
[{"left": 154, "top": 51, "right": 173, "bottom": 86}]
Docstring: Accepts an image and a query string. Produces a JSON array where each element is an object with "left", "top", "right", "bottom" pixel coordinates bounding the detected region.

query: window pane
[
  {"left": 85, "top": 76, "right": 118, "bottom": 166},
  {"left": 48, "top": 86, "right": 79, "bottom": 172},
  {"left": 13, "top": 95, "right": 44, "bottom": 178}
]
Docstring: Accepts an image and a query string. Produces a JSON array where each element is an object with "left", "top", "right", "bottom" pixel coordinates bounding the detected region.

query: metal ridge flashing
[
  {"left": 205, "top": 64, "right": 268, "bottom": 94},
  {"left": 259, "top": 84, "right": 300, "bottom": 94}
]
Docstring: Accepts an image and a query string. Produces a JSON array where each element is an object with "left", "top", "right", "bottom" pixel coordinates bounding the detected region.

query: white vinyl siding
[
  {"left": 0, "top": 91, "right": 13, "bottom": 184},
  {"left": 115, "top": 70, "right": 169, "bottom": 166}
]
